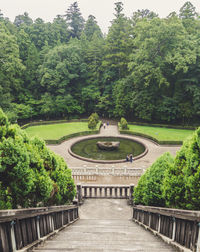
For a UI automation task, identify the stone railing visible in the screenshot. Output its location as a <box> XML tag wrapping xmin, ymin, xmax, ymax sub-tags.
<box><xmin>133</xmin><ymin>205</ymin><xmax>200</xmax><ymax>252</ymax></box>
<box><xmin>72</xmin><ymin>166</ymin><xmax>144</xmax><ymax>176</ymax></box>
<box><xmin>76</xmin><ymin>184</ymin><xmax>134</xmax><ymax>205</ymax></box>
<box><xmin>0</xmin><ymin>205</ymin><xmax>78</xmax><ymax>252</ymax></box>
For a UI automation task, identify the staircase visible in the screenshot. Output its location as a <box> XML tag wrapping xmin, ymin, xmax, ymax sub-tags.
<box><xmin>33</xmin><ymin>199</ymin><xmax>176</xmax><ymax>252</ymax></box>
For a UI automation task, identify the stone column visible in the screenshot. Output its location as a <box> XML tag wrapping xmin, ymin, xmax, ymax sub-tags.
<box><xmin>129</xmin><ymin>184</ymin><xmax>134</xmax><ymax>205</ymax></box>
<box><xmin>77</xmin><ymin>183</ymin><xmax>83</xmax><ymax>205</ymax></box>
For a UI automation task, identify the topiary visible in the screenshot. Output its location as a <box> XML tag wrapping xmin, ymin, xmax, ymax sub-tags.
<box><xmin>120</xmin><ymin>117</ymin><xmax>129</xmax><ymax>130</ymax></box>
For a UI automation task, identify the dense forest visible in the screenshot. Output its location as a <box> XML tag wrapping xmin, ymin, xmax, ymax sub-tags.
<box><xmin>0</xmin><ymin>1</ymin><xmax>200</xmax><ymax>124</ymax></box>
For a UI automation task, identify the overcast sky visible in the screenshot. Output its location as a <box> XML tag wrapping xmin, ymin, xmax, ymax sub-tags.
<box><xmin>1</xmin><ymin>0</ymin><xmax>200</xmax><ymax>33</ymax></box>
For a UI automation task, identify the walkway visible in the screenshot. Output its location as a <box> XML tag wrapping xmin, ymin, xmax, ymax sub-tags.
<box><xmin>48</xmin><ymin>124</ymin><xmax>180</xmax><ymax>170</ymax></box>
<box><xmin>32</xmin><ymin>199</ymin><xmax>177</xmax><ymax>251</ymax></box>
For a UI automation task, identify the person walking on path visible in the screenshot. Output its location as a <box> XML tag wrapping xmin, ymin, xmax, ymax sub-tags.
<box><xmin>129</xmin><ymin>154</ymin><xmax>133</xmax><ymax>163</ymax></box>
<box><xmin>103</xmin><ymin>123</ymin><xmax>106</xmax><ymax>129</ymax></box>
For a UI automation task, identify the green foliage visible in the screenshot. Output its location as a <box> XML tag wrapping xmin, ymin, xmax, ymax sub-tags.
<box><xmin>163</xmin><ymin>127</ymin><xmax>200</xmax><ymax>210</ymax></box>
<box><xmin>134</xmin><ymin>153</ymin><xmax>174</xmax><ymax>206</ymax></box>
<box><xmin>0</xmin><ymin>110</ymin><xmax>76</xmax><ymax>209</ymax></box>
<box><xmin>0</xmin><ymin>2</ymin><xmax>200</xmax><ymax>124</ymax></box>
<box><xmin>88</xmin><ymin>113</ymin><xmax>99</xmax><ymax>129</ymax></box>
<box><xmin>120</xmin><ymin>117</ymin><xmax>128</xmax><ymax>129</ymax></box>
<box><xmin>135</xmin><ymin>127</ymin><xmax>200</xmax><ymax>210</ymax></box>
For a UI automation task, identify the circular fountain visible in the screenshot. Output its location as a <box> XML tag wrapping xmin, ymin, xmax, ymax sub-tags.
<box><xmin>69</xmin><ymin>136</ymin><xmax>147</xmax><ymax>163</ymax></box>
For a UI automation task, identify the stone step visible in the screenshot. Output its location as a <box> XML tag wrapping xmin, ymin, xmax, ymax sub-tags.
<box><xmin>33</xmin><ymin>199</ymin><xmax>177</xmax><ymax>252</ymax></box>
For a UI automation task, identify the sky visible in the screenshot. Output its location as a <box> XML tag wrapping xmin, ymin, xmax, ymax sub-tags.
<box><xmin>1</xmin><ymin>0</ymin><xmax>200</xmax><ymax>34</ymax></box>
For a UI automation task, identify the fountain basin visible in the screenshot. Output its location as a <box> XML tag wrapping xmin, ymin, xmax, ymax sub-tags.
<box><xmin>69</xmin><ymin>136</ymin><xmax>148</xmax><ymax>163</ymax></box>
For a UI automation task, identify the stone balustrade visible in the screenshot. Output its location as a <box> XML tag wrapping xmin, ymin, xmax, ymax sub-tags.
<box><xmin>76</xmin><ymin>183</ymin><xmax>134</xmax><ymax>205</ymax></box>
<box><xmin>133</xmin><ymin>205</ymin><xmax>200</xmax><ymax>252</ymax></box>
<box><xmin>0</xmin><ymin>205</ymin><xmax>78</xmax><ymax>252</ymax></box>
<box><xmin>71</xmin><ymin>166</ymin><xmax>144</xmax><ymax>176</ymax></box>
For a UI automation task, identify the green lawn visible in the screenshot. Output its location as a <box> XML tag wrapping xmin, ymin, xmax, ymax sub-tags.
<box><xmin>126</xmin><ymin>125</ymin><xmax>194</xmax><ymax>142</ymax></box>
<box><xmin>25</xmin><ymin>122</ymin><xmax>93</xmax><ymax>140</ymax></box>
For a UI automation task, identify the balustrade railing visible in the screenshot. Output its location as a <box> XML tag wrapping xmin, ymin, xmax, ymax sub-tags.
<box><xmin>71</xmin><ymin>166</ymin><xmax>144</xmax><ymax>176</ymax></box>
<box><xmin>0</xmin><ymin>205</ymin><xmax>78</xmax><ymax>252</ymax></box>
<box><xmin>133</xmin><ymin>205</ymin><xmax>200</xmax><ymax>252</ymax></box>
<box><xmin>76</xmin><ymin>184</ymin><xmax>134</xmax><ymax>205</ymax></box>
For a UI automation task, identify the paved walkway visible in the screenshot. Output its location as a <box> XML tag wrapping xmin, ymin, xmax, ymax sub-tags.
<box><xmin>47</xmin><ymin>125</ymin><xmax>180</xmax><ymax>170</ymax></box>
<box><xmin>33</xmin><ymin>199</ymin><xmax>177</xmax><ymax>251</ymax></box>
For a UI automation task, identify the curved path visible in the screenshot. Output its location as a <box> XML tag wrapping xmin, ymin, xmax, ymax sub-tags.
<box><xmin>47</xmin><ymin>125</ymin><xmax>180</xmax><ymax>170</ymax></box>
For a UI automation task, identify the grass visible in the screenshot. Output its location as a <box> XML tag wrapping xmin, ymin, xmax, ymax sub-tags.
<box><xmin>25</xmin><ymin>122</ymin><xmax>94</xmax><ymax>140</ymax></box>
<box><xmin>126</xmin><ymin>125</ymin><xmax>194</xmax><ymax>142</ymax></box>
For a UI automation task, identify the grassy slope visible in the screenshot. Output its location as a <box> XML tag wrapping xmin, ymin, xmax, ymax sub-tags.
<box><xmin>25</xmin><ymin>122</ymin><xmax>92</xmax><ymax>140</ymax></box>
<box><xmin>127</xmin><ymin>125</ymin><xmax>194</xmax><ymax>142</ymax></box>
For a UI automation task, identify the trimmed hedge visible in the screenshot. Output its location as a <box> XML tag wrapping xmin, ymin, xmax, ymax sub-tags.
<box><xmin>120</xmin><ymin>130</ymin><xmax>183</xmax><ymax>145</ymax></box>
<box><xmin>46</xmin><ymin>130</ymin><xmax>99</xmax><ymax>144</ymax></box>
<box><xmin>21</xmin><ymin>119</ymin><xmax>88</xmax><ymax>129</ymax></box>
<box><xmin>128</xmin><ymin>122</ymin><xmax>196</xmax><ymax>130</ymax></box>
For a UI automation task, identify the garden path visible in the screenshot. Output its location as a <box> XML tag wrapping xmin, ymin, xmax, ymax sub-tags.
<box><xmin>47</xmin><ymin>124</ymin><xmax>180</xmax><ymax>171</ymax></box>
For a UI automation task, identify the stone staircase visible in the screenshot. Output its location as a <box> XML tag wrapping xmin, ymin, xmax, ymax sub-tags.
<box><xmin>32</xmin><ymin>199</ymin><xmax>176</xmax><ymax>252</ymax></box>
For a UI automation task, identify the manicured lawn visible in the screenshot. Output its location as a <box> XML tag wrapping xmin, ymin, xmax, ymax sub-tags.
<box><xmin>126</xmin><ymin>125</ymin><xmax>194</xmax><ymax>142</ymax></box>
<box><xmin>25</xmin><ymin>122</ymin><xmax>93</xmax><ymax>140</ymax></box>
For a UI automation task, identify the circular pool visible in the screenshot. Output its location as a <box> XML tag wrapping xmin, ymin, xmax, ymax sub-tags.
<box><xmin>69</xmin><ymin>136</ymin><xmax>147</xmax><ymax>163</ymax></box>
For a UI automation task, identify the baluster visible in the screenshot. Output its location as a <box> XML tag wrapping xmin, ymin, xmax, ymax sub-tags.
<box><xmin>157</xmin><ymin>214</ymin><xmax>161</xmax><ymax>233</ymax></box>
<box><xmin>172</xmin><ymin>217</ymin><xmax>176</xmax><ymax>241</ymax></box>
<box><xmin>94</xmin><ymin>187</ymin><xmax>97</xmax><ymax>197</ymax></box>
<box><xmin>149</xmin><ymin>212</ymin><xmax>151</xmax><ymax>228</ymax></box>
<box><xmin>105</xmin><ymin>187</ymin><xmax>107</xmax><ymax>197</ymax></box>
<box><xmin>99</xmin><ymin>187</ymin><xmax>102</xmax><ymax>197</ymax></box>
<box><xmin>110</xmin><ymin>187</ymin><xmax>112</xmax><ymax>198</ymax></box>
<box><xmin>120</xmin><ymin>187</ymin><xmax>122</xmax><ymax>197</ymax></box>
<box><xmin>10</xmin><ymin>221</ymin><xmax>17</xmax><ymax>251</ymax></box>
<box><xmin>124</xmin><ymin>187</ymin><xmax>128</xmax><ymax>198</ymax></box>
<box><xmin>115</xmin><ymin>187</ymin><xmax>118</xmax><ymax>198</ymax></box>
<box><xmin>84</xmin><ymin>187</ymin><xmax>87</xmax><ymax>198</ymax></box>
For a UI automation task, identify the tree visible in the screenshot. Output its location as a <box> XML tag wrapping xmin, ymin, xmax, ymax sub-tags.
<box><xmin>84</xmin><ymin>15</ymin><xmax>103</xmax><ymax>41</ymax></box>
<box><xmin>0</xmin><ymin>24</ymin><xmax>25</xmax><ymax>110</ymax></box>
<box><xmin>65</xmin><ymin>2</ymin><xmax>85</xmax><ymax>39</ymax></box>
<box><xmin>14</xmin><ymin>12</ymin><xmax>33</xmax><ymax>27</ymax></box>
<box><xmin>179</xmin><ymin>1</ymin><xmax>198</xmax><ymax>19</ymax></box>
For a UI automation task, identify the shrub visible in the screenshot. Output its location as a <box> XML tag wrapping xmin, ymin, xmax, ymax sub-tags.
<box><xmin>0</xmin><ymin>109</ymin><xmax>76</xmax><ymax>209</ymax></box>
<box><xmin>163</xmin><ymin>127</ymin><xmax>200</xmax><ymax>210</ymax></box>
<box><xmin>134</xmin><ymin>152</ymin><xmax>174</xmax><ymax>206</ymax></box>
<box><xmin>120</xmin><ymin>117</ymin><xmax>129</xmax><ymax>129</ymax></box>
<box><xmin>88</xmin><ymin>113</ymin><xmax>99</xmax><ymax>129</ymax></box>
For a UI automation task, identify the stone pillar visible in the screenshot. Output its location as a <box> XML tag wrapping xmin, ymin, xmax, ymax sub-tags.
<box><xmin>129</xmin><ymin>184</ymin><xmax>134</xmax><ymax>205</ymax></box>
<box><xmin>77</xmin><ymin>183</ymin><xmax>83</xmax><ymax>205</ymax></box>
<box><xmin>10</xmin><ymin>221</ymin><xmax>16</xmax><ymax>252</ymax></box>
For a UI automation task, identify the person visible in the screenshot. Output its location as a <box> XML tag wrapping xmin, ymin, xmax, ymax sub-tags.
<box><xmin>126</xmin><ymin>154</ymin><xmax>129</xmax><ymax>162</ymax></box>
<box><xmin>107</xmin><ymin>122</ymin><xmax>109</xmax><ymax>126</ymax></box>
<box><xmin>129</xmin><ymin>154</ymin><xmax>133</xmax><ymax>163</ymax></box>
<box><xmin>103</xmin><ymin>123</ymin><xmax>106</xmax><ymax>129</ymax></box>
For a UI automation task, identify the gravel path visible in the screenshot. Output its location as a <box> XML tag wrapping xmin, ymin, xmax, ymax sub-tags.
<box><xmin>47</xmin><ymin>125</ymin><xmax>181</xmax><ymax>170</ymax></box>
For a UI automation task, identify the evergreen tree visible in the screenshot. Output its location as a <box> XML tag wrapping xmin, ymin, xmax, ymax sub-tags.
<box><xmin>65</xmin><ymin>2</ymin><xmax>85</xmax><ymax>39</ymax></box>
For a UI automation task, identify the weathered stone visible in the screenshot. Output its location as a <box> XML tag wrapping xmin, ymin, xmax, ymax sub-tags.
<box><xmin>97</xmin><ymin>141</ymin><xmax>120</xmax><ymax>150</ymax></box>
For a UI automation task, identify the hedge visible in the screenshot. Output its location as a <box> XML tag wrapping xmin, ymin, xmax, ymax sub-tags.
<box><xmin>120</xmin><ymin>130</ymin><xmax>183</xmax><ymax>145</ymax></box>
<box><xmin>128</xmin><ymin>122</ymin><xmax>196</xmax><ymax>130</ymax></box>
<box><xmin>21</xmin><ymin>119</ymin><xmax>88</xmax><ymax>129</ymax></box>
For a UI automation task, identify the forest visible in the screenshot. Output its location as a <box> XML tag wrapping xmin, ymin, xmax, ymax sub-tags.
<box><xmin>0</xmin><ymin>1</ymin><xmax>200</xmax><ymax>125</ymax></box>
